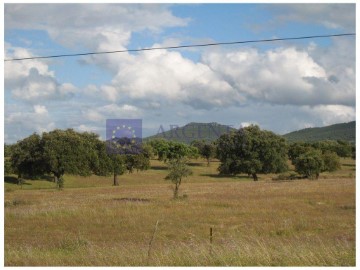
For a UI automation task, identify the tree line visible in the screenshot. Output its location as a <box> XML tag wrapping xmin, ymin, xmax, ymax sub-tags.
<box><xmin>4</xmin><ymin>125</ymin><xmax>355</xmax><ymax>197</ymax></box>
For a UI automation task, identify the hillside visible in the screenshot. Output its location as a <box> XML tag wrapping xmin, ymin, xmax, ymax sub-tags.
<box><xmin>283</xmin><ymin>121</ymin><xmax>355</xmax><ymax>143</ymax></box>
<box><xmin>144</xmin><ymin>122</ymin><xmax>237</xmax><ymax>144</ymax></box>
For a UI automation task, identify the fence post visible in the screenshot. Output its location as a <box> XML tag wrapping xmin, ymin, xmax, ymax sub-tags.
<box><xmin>209</xmin><ymin>227</ymin><xmax>213</xmax><ymax>257</ymax></box>
<box><xmin>147</xmin><ymin>220</ymin><xmax>159</xmax><ymax>265</ymax></box>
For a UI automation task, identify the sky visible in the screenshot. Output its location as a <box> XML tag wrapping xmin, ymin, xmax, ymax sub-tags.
<box><xmin>3</xmin><ymin>2</ymin><xmax>356</xmax><ymax>143</ymax></box>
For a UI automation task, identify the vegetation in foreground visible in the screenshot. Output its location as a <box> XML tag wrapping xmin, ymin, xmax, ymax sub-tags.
<box><xmin>4</xmin><ymin>158</ymin><xmax>355</xmax><ymax>266</ymax></box>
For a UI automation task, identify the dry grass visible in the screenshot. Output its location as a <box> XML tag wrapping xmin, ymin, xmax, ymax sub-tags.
<box><xmin>4</xmin><ymin>158</ymin><xmax>355</xmax><ymax>266</ymax></box>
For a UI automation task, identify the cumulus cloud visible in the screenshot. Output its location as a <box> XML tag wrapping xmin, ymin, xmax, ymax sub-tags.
<box><xmin>201</xmin><ymin>43</ymin><xmax>354</xmax><ymax>107</ymax></box>
<box><xmin>82</xmin><ymin>103</ymin><xmax>142</xmax><ymax>123</ymax></box>
<box><xmin>100</xmin><ymin>42</ymin><xmax>354</xmax><ymax>109</ymax></box>
<box><xmin>302</xmin><ymin>105</ymin><xmax>355</xmax><ymax>126</ymax></box>
<box><xmin>5</xmin><ymin>104</ymin><xmax>55</xmax><ymax>141</ymax></box>
<box><xmin>105</xmin><ymin>49</ymin><xmax>236</xmax><ymax>109</ymax></box>
<box><xmin>4</xmin><ymin>4</ymin><xmax>355</xmax><ymax>142</ymax></box>
<box><xmin>6</xmin><ymin>4</ymin><xmax>355</xmax><ymax>110</ymax></box>
<box><xmin>5</xmin><ymin>45</ymin><xmax>77</xmax><ymax>102</ymax></box>
<box><xmin>307</xmin><ymin>38</ymin><xmax>355</xmax><ymax>106</ymax></box>
<box><xmin>5</xmin><ymin>4</ymin><xmax>189</xmax><ymax>50</ymax></box>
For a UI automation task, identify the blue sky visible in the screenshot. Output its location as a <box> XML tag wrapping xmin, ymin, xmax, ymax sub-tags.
<box><xmin>4</xmin><ymin>3</ymin><xmax>356</xmax><ymax>143</ymax></box>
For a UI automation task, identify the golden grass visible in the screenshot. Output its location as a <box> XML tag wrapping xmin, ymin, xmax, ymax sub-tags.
<box><xmin>4</xmin><ymin>158</ymin><xmax>355</xmax><ymax>266</ymax></box>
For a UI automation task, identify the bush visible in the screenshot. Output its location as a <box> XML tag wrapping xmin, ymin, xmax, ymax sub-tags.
<box><xmin>294</xmin><ymin>150</ymin><xmax>324</xmax><ymax>179</ymax></box>
<box><xmin>322</xmin><ymin>151</ymin><xmax>341</xmax><ymax>172</ymax></box>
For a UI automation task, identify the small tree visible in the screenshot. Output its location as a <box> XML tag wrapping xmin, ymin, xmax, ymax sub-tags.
<box><xmin>148</xmin><ymin>138</ymin><xmax>170</xmax><ymax>161</ymax></box>
<box><xmin>165</xmin><ymin>158</ymin><xmax>192</xmax><ymax>198</ymax></box>
<box><xmin>108</xmin><ymin>154</ymin><xmax>126</xmax><ymax>186</ymax></box>
<box><xmin>191</xmin><ymin>140</ymin><xmax>216</xmax><ymax>166</ymax></box>
<box><xmin>322</xmin><ymin>151</ymin><xmax>341</xmax><ymax>172</ymax></box>
<box><xmin>294</xmin><ymin>150</ymin><xmax>324</xmax><ymax>179</ymax></box>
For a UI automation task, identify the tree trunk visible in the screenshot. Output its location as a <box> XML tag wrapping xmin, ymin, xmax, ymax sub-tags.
<box><xmin>207</xmin><ymin>158</ymin><xmax>210</xmax><ymax>166</ymax></box>
<box><xmin>252</xmin><ymin>173</ymin><xmax>258</xmax><ymax>181</ymax></box>
<box><xmin>113</xmin><ymin>173</ymin><xmax>119</xmax><ymax>186</ymax></box>
<box><xmin>174</xmin><ymin>178</ymin><xmax>182</xmax><ymax>199</ymax></box>
<box><xmin>54</xmin><ymin>173</ymin><xmax>61</xmax><ymax>183</ymax></box>
<box><xmin>173</xmin><ymin>184</ymin><xmax>179</xmax><ymax>198</ymax></box>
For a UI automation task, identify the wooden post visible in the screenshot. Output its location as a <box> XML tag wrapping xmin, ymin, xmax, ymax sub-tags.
<box><xmin>209</xmin><ymin>227</ymin><xmax>213</xmax><ymax>257</ymax></box>
<box><xmin>147</xmin><ymin>220</ymin><xmax>159</xmax><ymax>265</ymax></box>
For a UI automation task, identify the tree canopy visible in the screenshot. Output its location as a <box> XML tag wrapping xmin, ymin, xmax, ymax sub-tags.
<box><xmin>191</xmin><ymin>140</ymin><xmax>216</xmax><ymax>166</ymax></box>
<box><xmin>165</xmin><ymin>157</ymin><xmax>192</xmax><ymax>198</ymax></box>
<box><xmin>11</xmin><ymin>133</ymin><xmax>47</xmax><ymax>179</ymax></box>
<box><xmin>216</xmin><ymin>125</ymin><xmax>288</xmax><ymax>181</ymax></box>
<box><xmin>8</xmin><ymin>129</ymin><xmax>150</xmax><ymax>188</ymax></box>
<box><xmin>293</xmin><ymin>149</ymin><xmax>324</xmax><ymax>179</ymax></box>
<box><xmin>147</xmin><ymin>139</ymin><xmax>198</xmax><ymax>162</ymax></box>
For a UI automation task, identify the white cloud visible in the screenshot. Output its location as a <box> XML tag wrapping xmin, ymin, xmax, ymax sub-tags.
<box><xmin>4</xmin><ymin>4</ymin><xmax>355</xmax><ymax>142</ymax></box>
<box><xmin>307</xmin><ymin>38</ymin><xmax>355</xmax><ymax>107</ymax></box>
<box><xmin>6</xmin><ymin>4</ymin><xmax>354</xmax><ymax>111</ymax></box>
<box><xmin>240</xmin><ymin>122</ymin><xmax>258</xmax><ymax>128</ymax></box>
<box><xmin>5</xmin><ymin>45</ymin><xmax>77</xmax><ymax>102</ymax></box>
<box><xmin>5</xmin><ymin>43</ymin><xmax>54</xmax><ymax>86</ymax></box>
<box><xmin>202</xmin><ymin>44</ymin><xmax>354</xmax><ymax>107</ymax></box>
<box><xmin>82</xmin><ymin>103</ymin><xmax>142</xmax><ymax>123</ymax></box>
<box><xmin>5</xmin><ymin>104</ymin><xmax>55</xmax><ymax>140</ymax></box>
<box><xmin>302</xmin><ymin>105</ymin><xmax>355</xmax><ymax>126</ymax></box>
<box><xmin>83</xmin><ymin>84</ymin><xmax>120</xmax><ymax>102</ymax></box>
<box><xmin>76</xmin><ymin>124</ymin><xmax>104</xmax><ymax>139</ymax></box>
<box><xmin>106</xmin><ymin>49</ymin><xmax>235</xmax><ymax>109</ymax></box>
<box><xmin>75</xmin><ymin>39</ymin><xmax>355</xmax><ymax>117</ymax></box>
<box><xmin>83</xmin><ymin>32</ymin><xmax>354</xmax><ymax>110</ymax></box>
<box><xmin>33</xmin><ymin>105</ymin><xmax>48</xmax><ymax>114</ymax></box>
<box><xmin>5</xmin><ymin>4</ymin><xmax>189</xmax><ymax>51</ymax></box>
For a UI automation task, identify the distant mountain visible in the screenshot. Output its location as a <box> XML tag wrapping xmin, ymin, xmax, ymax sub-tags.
<box><xmin>144</xmin><ymin>122</ymin><xmax>237</xmax><ymax>144</ymax></box>
<box><xmin>283</xmin><ymin>121</ymin><xmax>355</xmax><ymax>143</ymax></box>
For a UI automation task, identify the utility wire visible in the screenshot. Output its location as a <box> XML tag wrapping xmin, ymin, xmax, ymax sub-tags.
<box><xmin>4</xmin><ymin>33</ymin><xmax>355</xmax><ymax>62</ymax></box>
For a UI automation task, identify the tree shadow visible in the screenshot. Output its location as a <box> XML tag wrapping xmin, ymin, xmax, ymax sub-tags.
<box><xmin>37</xmin><ymin>175</ymin><xmax>55</xmax><ymax>182</ymax></box>
<box><xmin>187</xmin><ymin>162</ymin><xmax>205</xmax><ymax>167</ymax></box>
<box><xmin>151</xmin><ymin>166</ymin><xmax>168</xmax><ymax>171</ymax></box>
<box><xmin>342</xmin><ymin>163</ymin><xmax>356</xmax><ymax>167</ymax></box>
<box><xmin>4</xmin><ymin>176</ymin><xmax>32</xmax><ymax>185</ymax></box>
<box><xmin>200</xmin><ymin>173</ymin><xmax>251</xmax><ymax>180</ymax></box>
<box><xmin>4</xmin><ymin>176</ymin><xmax>18</xmax><ymax>184</ymax></box>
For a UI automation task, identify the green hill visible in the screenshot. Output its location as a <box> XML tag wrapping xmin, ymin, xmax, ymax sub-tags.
<box><xmin>144</xmin><ymin>122</ymin><xmax>236</xmax><ymax>144</ymax></box>
<box><xmin>144</xmin><ymin>121</ymin><xmax>355</xmax><ymax>144</ymax></box>
<box><xmin>283</xmin><ymin>121</ymin><xmax>355</xmax><ymax>143</ymax></box>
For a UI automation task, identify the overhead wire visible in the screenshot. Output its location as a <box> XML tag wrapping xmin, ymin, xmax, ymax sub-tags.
<box><xmin>4</xmin><ymin>33</ymin><xmax>355</xmax><ymax>62</ymax></box>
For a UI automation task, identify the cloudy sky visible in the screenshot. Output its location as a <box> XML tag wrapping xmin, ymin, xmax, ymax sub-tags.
<box><xmin>4</xmin><ymin>3</ymin><xmax>356</xmax><ymax>143</ymax></box>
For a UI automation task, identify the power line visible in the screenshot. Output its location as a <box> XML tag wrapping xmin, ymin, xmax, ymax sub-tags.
<box><xmin>4</xmin><ymin>33</ymin><xmax>355</xmax><ymax>62</ymax></box>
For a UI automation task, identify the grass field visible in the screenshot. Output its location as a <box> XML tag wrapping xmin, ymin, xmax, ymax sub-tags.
<box><xmin>4</xmin><ymin>158</ymin><xmax>356</xmax><ymax>266</ymax></box>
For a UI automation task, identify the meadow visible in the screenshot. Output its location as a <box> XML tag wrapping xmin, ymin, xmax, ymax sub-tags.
<box><xmin>4</xmin><ymin>158</ymin><xmax>356</xmax><ymax>266</ymax></box>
